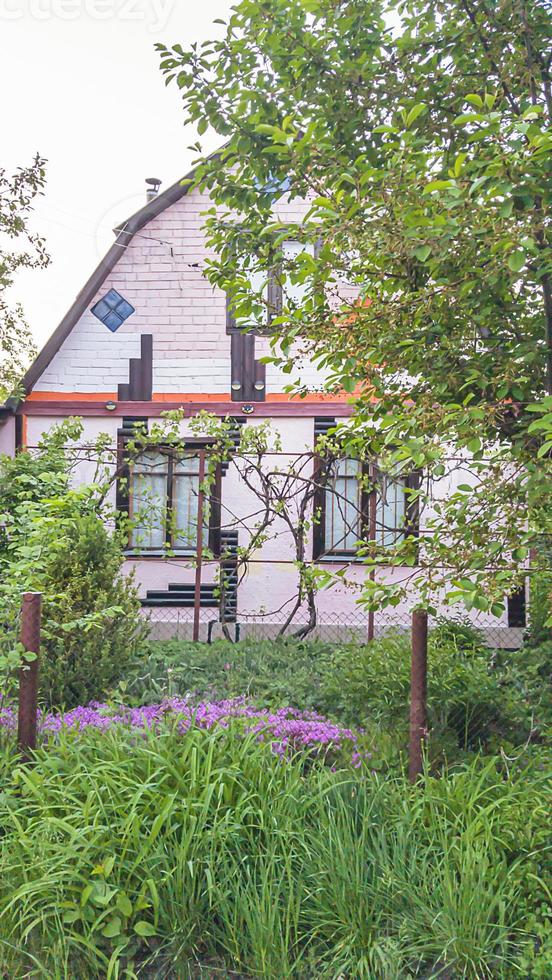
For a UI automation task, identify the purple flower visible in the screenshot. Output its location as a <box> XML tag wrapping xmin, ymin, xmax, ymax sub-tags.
<box><xmin>0</xmin><ymin>696</ymin><xmax>371</xmax><ymax>767</ymax></box>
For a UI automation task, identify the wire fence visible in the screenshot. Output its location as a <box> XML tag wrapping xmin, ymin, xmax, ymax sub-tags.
<box><xmin>140</xmin><ymin>603</ymin><xmax>524</xmax><ymax>649</ymax></box>
<box><xmin>5</xmin><ymin>592</ymin><xmax>546</xmax><ymax>770</ymax></box>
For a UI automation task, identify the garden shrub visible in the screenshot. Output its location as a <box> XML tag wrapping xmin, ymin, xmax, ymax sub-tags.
<box><xmin>0</xmin><ymin>422</ymin><xmax>148</xmax><ymax>708</ymax></box>
<box><xmin>525</xmin><ymin>568</ymin><xmax>552</xmax><ymax>648</ymax></box>
<box><xmin>39</xmin><ymin>515</ymin><xmax>148</xmax><ymax>708</ymax></box>
<box><xmin>321</xmin><ymin>629</ymin><xmax>508</xmax><ymax>748</ymax></box>
<box><xmin>490</xmin><ymin>640</ymin><xmax>552</xmax><ymax>745</ymax></box>
<box><xmin>120</xmin><ymin>636</ymin><xmax>334</xmax><ymax>711</ymax></box>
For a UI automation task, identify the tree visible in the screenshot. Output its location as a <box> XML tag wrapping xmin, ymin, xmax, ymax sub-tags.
<box><xmin>0</xmin><ymin>155</ymin><xmax>49</xmax><ymax>399</ymax></box>
<box><xmin>158</xmin><ymin>0</ymin><xmax>552</xmax><ymax>616</ymax></box>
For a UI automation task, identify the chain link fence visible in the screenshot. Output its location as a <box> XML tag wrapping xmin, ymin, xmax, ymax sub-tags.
<box><xmin>136</xmin><ymin>603</ymin><xmax>547</xmax><ymax>760</ymax></box>
<box><xmin>140</xmin><ymin>603</ymin><xmax>523</xmax><ymax>649</ymax></box>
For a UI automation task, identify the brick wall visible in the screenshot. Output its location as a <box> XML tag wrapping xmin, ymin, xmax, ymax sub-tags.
<box><xmin>36</xmin><ymin>187</ymin><xmax>331</xmax><ymax>395</ymax></box>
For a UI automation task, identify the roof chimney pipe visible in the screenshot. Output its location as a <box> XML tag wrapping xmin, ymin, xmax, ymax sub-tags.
<box><xmin>145</xmin><ymin>177</ymin><xmax>161</xmax><ymax>202</ymax></box>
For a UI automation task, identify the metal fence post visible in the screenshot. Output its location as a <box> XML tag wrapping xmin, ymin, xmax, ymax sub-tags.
<box><xmin>409</xmin><ymin>608</ymin><xmax>428</xmax><ymax>783</ymax></box>
<box><xmin>367</xmin><ymin>465</ymin><xmax>377</xmax><ymax>643</ymax></box>
<box><xmin>193</xmin><ymin>450</ymin><xmax>206</xmax><ymax>643</ymax></box>
<box><xmin>17</xmin><ymin>591</ymin><xmax>42</xmax><ymax>762</ymax></box>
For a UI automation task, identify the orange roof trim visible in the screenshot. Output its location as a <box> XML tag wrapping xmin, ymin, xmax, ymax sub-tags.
<box><xmin>27</xmin><ymin>390</ymin><xmax>355</xmax><ymax>404</ymax></box>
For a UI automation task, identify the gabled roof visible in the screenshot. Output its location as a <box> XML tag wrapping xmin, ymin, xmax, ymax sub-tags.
<box><xmin>4</xmin><ymin>161</ymin><xmax>203</xmax><ymax>412</ymax></box>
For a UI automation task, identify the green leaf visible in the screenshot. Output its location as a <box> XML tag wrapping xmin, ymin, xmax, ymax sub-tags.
<box><xmin>507</xmin><ymin>250</ymin><xmax>525</xmax><ymax>272</ymax></box>
<box><xmin>197</xmin><ymin>117</ymin><xmax>208</xmax><ymax>136</ymax></box>
<box><xmin>405</xmin><ymin>103</ymin><xmax>426</xmax><ymax>127</ymax></box>
<box><xmin>103</xmin><ymin>855</ymin><xmax>115</xmax><ymax>877</ymax></box>
<box><xmin>453</xmin><ymin>152</ymin><xmax>467</xmax><ymax>176</ymax></box>
<box><xmin>453</xmin><ymin>112</ymin><xmax>481</xmax><ymax>125</ymax></box>
<box><xmin>472</xmin><ymin>593</ymin><xmax>489</xmax><ymax>611</ymax></box>
<box><xmin>423</xmin><ymin>179</ymin><xmax>453</xmax><ymax>193</ymax></box>
<box><xmin>101</xmin><ymin>917</ymin><xmax>122</xmax><ymax>939</ymax></box>
<box><xmin>537</xmin><ymin>441</ymin><xmax>552</xmax><ymax>458</ymax></box>
<box><xmin>414</xmin><ymin>244</ymin><xmax>431</xmax><ymax>262</ymax></box>
<box><xmin>81</xmin><ymin>884</ymin><xmax>93</xmax><ymax>907</ymax></box>
<box><xmin>62</xmin><ymin>910</ymin><xmax>81</xmax><ymax>924</ymax></box>
<box><xmin>465</xmin><ymin>94</ymin><xmax>483</xmax><ymax>108</ymax></box>
<box><xmin>134</xmin><ymin>920</ymin><xmax>157</xmax><ymax>937</ymax></box>
<box><xmin>527</xmin><ymin>413</ymin><xmax>552</xmax><ymax>432</ymax></box>
<box><xmin>117</xmin><ymin>893</ymin><xmax>133</xmax><ymax>918</ymax></box>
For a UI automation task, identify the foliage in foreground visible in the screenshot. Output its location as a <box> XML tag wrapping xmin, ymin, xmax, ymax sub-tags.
<box><xmin>122</xmin><ymin>626</ymin><xmax>552</xmax><ymax>760</ymax></box>
<box><xmin>159</xmin><ymin>0</ymin><xmax>552</xmax><ymax>615</ymax></box>
<box><xmin>0</xmin><ymin>726</ymin><xmax>550</xmax><ymax>979</ymax></box>
<box><xmin>36</xmin><ymin>515</ymin><xmax>147</xmax><ymax>708</ymax></box>
<box><xmin>0</xmin><ymin>155</ymin><xmax>47</xmax><ymax>400</ymax></box>
<box><xmin>0</xmin><ymin>421</ymin><xmax>147</xmax><ymax>707</ymax></box>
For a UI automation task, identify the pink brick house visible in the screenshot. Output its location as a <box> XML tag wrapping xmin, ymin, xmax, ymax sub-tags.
<box><xmin>0</xmin><ymin>167</ymin><xmax>524</xmax><ymax>643</ymax></box>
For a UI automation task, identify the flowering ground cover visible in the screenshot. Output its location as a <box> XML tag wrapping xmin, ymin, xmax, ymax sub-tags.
<box><xmin>0</xmin><ymin>696</ymin><xmax>370</xmax><ymax>766</ymax></box>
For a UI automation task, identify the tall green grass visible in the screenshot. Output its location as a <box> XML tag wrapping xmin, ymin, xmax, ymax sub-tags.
<box><xmin>0</xmin><ymin>725</ymin><xmax>549</xmax><ymax>978</ymax></box>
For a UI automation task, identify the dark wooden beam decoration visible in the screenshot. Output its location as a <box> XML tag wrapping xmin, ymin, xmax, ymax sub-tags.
<box><xmin>230</xmin><ymin>332</ymin><xmax>266</xmax><ymax>402</ymax></box>
<box><xmin>21</xmin><ymin>400</ymin><xmax>353</xmax><ymax>418</ymax></box>
<box><xmin>253</xmin><ymin>356</ymin><xmax>266</xmax><ymax>402</ymax></box>
<box><xmin>119</xmin><ymin>334</ymin><xmax>153</xmax><ymax>402</ymax></box>
<box><xmin>139</xmin><ymin>334</ymin><xmax>153</xmax><ymax>400</ymax></box>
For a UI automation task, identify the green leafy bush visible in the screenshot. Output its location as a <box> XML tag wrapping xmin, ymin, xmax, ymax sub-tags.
<box><xmin>0</xmin><ymin>422</ymin><xmax>148</xmax><ymax>708</ymax></box>
<box><xmin>39</xmin><ymin>515</ymin><xmax>148</xmax><ymax>707</ymax></box>
<box><xmin>489</xmin><ymin>640</ymin><xmax>552</xmax><ymax>747</ymax></box>
<box><xmin>321</xmin><ymin>630</ymin><xmax>509</xmax><ymax>751</ymax></box>
<box><xmin>120</xmin><ymin>636</ymin><xmax>334</xmax><ymax>712</ymax></box>
<box><xmin>525</xmin><ymin>569</ymin><xmax>552</xmax><ymax>647</ymax></box>
<box><xmin>0</xmin><ymin>728</ymin><xmax>549</xmax><ymax>978</ymax></box>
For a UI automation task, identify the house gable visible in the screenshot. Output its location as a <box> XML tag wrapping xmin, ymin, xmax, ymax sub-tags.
<box><xmin>16</xmin><ymin>161</ymin><xmax>334</xmax><ymax>408</ymax></box>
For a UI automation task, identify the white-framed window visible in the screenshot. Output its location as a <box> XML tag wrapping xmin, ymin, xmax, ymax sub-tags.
<box><xmin>227</xmin><ymin>239</ymin><xmax>315</xmax><ymax>333</ymax></box>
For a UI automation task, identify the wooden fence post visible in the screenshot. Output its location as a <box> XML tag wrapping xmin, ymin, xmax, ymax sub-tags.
<box><xmin>192</xmin><ymin>450</ymin><xmax>206</xmax><ymax>643</ymax></box>
<box><xmin>367</xmin><ymin>466</ymin><xmax>377</xmax><ymax>643</ymax></box>
<box><xmin>409</xmin><ymin>608</ymin><xmax>428</xmax><ymax>783</ymax></box>
<box><xmin>17</xmin><ymin>592</ymin><xmax>42</xmax><ymax>762</ymax></box>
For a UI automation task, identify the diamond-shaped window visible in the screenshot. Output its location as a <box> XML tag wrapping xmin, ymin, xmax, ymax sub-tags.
<box><xmin>91</xmin><ymin>288</ymin><xmax>135</xmax><ymax>332</ymax></box>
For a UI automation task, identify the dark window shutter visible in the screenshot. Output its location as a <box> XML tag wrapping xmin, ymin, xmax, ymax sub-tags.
<box><xmin>312</xmin><ymin>454</ymin><xmax>326</xmax><ymax>560</ymax></box>
<box><xmin>115</xmin><ymin>434</ymin><xmax>130</xmax><ymax>540</ymax></box>
<box><xmin>226</xmin><ymin>291</ymin><xmax>237</xmax><ymax>334</ymax></box>
<box><xmin>404</xmin><ymin>469</ymin><xmax>422</xmax><ymax>566</ymax></box>
<box><xmin>267</xmin><ymin>264</ymin><xmax>282</xmax><ymax>324</ymax></box>
<box><xmin>208</xmin><ymin>464</ymin><xmax>222</xmax><ymax>558</ymax></box>
<box><xmin>507</xmin><ymin>589</ymin><xmax>526</xmax><ymax>627</ymax></box>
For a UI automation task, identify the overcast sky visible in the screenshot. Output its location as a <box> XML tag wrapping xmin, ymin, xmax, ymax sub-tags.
<box><xmin>2</xmin><ymin>0</ymin><xmax>231</xmax><ymax>348</ymax></box>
